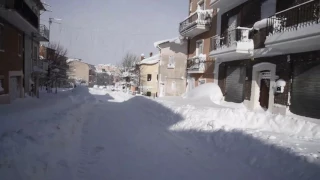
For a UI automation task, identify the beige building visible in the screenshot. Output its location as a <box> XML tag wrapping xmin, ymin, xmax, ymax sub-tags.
<box><xmin>154</xmin><ymin>38</ymin><xmax>188</xmax><ymax>97</ymax></box>
<box><xmin>139</xmin><ymin>54</ymin><xmax>160</xmax><ymax>97</ymax></box>
<box><xmin>67</xmin><ymin>59</ymin><xmax>90</xmax><ymax>86</ymax></box>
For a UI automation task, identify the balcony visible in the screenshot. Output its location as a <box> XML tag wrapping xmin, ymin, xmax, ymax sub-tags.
<box><xmin>209</xmin><ymin>27</ymin><xmax>254</xmax><ymax>61</ymax></box>
<box><xmin>265</xmin><ymin>0</ymin><xmax>320</xmax><ymax>54</ymax></box>
<box><xmin>179</xmin><ymin>9</ymin><xmax>213</xmax><ymax>38</ymax></box>
<box><xmin>34</xmin><ymin>25</ymin><xmax>50</xmax><ymax>42</ymax></box>
<box><xmin>0</xmin><ymin>0</ymin><xmax>43</xmax><ymax>37</ymax></box>
<box><xmin>187</xmin><ymin>54</ymin><xmax>214</xmax><ymax>73</ymax></box>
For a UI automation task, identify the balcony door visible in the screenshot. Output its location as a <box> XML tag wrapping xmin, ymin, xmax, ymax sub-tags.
<box><xmin>227</xmin><ymin>15</ymin><xmax>237</xmax><ymax>46</ymax></box>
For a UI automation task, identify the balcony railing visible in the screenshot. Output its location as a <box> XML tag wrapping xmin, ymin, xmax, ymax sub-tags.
<box><xmin>210</xmin><ymin>27</ymin><xmax>252</xmax><ymax>50</ymax></box>
<box><xmin>187</xmin><ymin>55</ymin><xmax>213</xmax><ymax>73</ymax></box>
<box><xmin>179</xmin><ymin>9</ymin><xmax>213</xmax><ymax>33</ymax></box>
<box><xmin>39</xmin><ymin>24</ymin><xmax>50</xmax><ymax>40</ymax></box>
<box><xmin>267</xmin><ymin>0</ymin><xmax>320</xmax><ymax>35</ymax></box>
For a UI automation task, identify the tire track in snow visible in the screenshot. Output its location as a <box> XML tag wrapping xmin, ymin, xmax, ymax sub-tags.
<box><xmin>75</xmin><ymin>104</ymin><xmax>106</xmax><ymax>180</ymax></box>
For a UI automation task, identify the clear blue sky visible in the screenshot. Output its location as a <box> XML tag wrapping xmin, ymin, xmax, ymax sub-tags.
<box><xmin>40</xmin><ymin>0</ymin><xmax>188</xmax><ymax>65</ymax></box>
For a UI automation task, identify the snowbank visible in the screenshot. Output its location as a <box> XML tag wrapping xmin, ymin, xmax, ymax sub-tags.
<box><xmin>182</xmin><ymin>83</ymin><xmax>223</xmax><ymax>103</ymax></box>
<box><xmin>176</xmin><ymin>106</ymin><xmax>320</xmax><ymax>138</ymax></box>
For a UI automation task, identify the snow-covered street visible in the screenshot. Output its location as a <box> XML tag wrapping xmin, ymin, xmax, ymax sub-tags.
<box><xmin>0</xmin><ymin>86</ymin><xmax>320</xmax><ymax>180</ymax></box>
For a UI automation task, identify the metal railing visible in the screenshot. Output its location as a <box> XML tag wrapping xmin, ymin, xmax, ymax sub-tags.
<box><xmin>39</xmin><ymin>24</ymin><xmax>50</xmax><ymax>40</ymax></box>
<box><xmin>179</xmin><ymin>9</ymin><xmax>212</xmax><ymax>33</ymax></box>
<box><xmin>267</xmin><ymin>0</ymin><xmax>320</xmax><ymax>35</ymax></box>
<box><xmin>210</xmin><ymin>27</ymin><xmax>252</xmax><ymax>50</ymax></box>
<box><xmin>187</xmin><ymin>56</ymin><xmax>214</xmax><ymax>72</ymax></box>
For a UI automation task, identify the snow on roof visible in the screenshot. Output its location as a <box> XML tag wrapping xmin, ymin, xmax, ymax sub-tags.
<box><xmin>139</xmin><ymin>54</ymin><xmax>160</xmax><ymax>65</ymax></box>
<box><xmin>154</xmin><ymin>37</ymin><xmax>184</xmax><ymax>48</ymax></box>
<box><xmin>66</xmin><ymin>58</ymin><xmax>81</xmax><ymax>63</ymax></box>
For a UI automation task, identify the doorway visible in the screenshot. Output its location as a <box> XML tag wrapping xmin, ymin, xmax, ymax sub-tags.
<box><xmin>259</xmin><ymin>71</ymin><xmax>271</xmax><ymax>110</ymax></box>
<box><xmin>259</xmin><ymin>79</ymin><xmax>270</xmax><ymax>109</ymax></box>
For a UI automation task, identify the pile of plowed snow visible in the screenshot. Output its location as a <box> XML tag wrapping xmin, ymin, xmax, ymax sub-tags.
<box><xmin>182</xmin><ymin>83</ymin><xmax>223</xmax><ymax>103</ymax></box>
<box><xmin>161</xmin><ymin>83</ymin><xmax>320</xmax><ymax>139</ymax></box>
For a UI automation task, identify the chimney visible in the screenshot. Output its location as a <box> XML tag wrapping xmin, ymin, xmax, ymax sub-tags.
<box><xmin>150</xmin><ymin>52</ymin><xmax>153</xmax><ymax>57</ymax></box>
<box><xmin>141</xmin><ymin>53</ymin><xmax>145</xmax><ymax>61</ymax></box>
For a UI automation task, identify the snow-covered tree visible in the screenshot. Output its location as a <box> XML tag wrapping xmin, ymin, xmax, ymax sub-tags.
<box><xmin>119</xmin><ymin>52</ymin><xmax>142</xmax><ymax>92</ymax></box>
<box><xmin>46</xmin><ymin>43</ymin><xmax>69</xmax><ymax>93</ymax></box>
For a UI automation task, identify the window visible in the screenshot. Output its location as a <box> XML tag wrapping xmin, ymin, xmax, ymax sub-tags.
<box><xmin>171</xmin><ymin>81</ymin><xmax>176</xmax><ymax>90</ymax></box>
<box><xmin>196</xmin><ymin>40</ymin><xmax>204</xmax><ymax>55</ymax></box>
<box><xmin>18</xmin><ymin>34</ymin><xmax>22</xmax><ymax>56</ymax></box>
<box><xmin>0</xmin><ymin>23</ymin><xmax>4</xmax><ymax>51</ymax></box>
<box><xmin>168</xmin><ymin>56</ymin><xmax>175</xmax><ymax>69</ymax></box>
<box><xmin>147</xmin><ymin>74</ymin><xmax>152</xmax><ymax>81</ymax></box>
<box><xmin>198</xmin><ymin>0</ymin><xmax>205</xmax><ymax>10</ymax></box>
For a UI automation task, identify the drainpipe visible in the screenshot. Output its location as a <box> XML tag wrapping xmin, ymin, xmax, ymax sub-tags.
<box><xmin>156</xmin><ymin>45</ymin><xmax>162</xmax><ymax>98</ymax></box>
<box><xmin>287</xmin><ymin>55</ymin><xmax>293</xmax><ymax>107</ymax></box>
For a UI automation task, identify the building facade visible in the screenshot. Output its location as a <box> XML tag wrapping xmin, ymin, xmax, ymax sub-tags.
<box><xmin>0</xmin><ymin>0</ymin><xmax>49</xmax><ymax>103</ymax></box>
<box><xmin>139</xmin><ymin>54</ymin><xmax>160</xmax><ymax>97</ymax></box>
<box><xmin>179</xmin><ymin>0</ymin><xmax>217</xmax><ymax>91</ymax></box>
<box><xmin>209</xmin><ymin>0</ymin><xmax>320</xmax><ymax>119</ymax></box>
<box><xmin>155</xmin><ymin>38</ymin><xmax>188</xmax><ymax>97</ymax></box>
<box><xmin>67</xmin><ymin>60</ymin><xmax>90</xmax><ymax>86</ymax></box>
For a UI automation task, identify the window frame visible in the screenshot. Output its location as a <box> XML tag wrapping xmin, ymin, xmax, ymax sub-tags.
<box><xmin>147</xmin><ymin>74</ymin><xmax>152</xmax><ymax>81</ymax></box>
<box><xmin>196</xmin><ymin>39</ymin><xmax>204</xmax><ymax>56</ymax></box>
<box><xmin>168</xmin><ymin>55</ymin><xmax>175</xmax><ymax>69</ymax></box>
<box><xmin>0</xmin><ymin>23</ymin><xmax>4</xmax><ymax>52</ymax></box>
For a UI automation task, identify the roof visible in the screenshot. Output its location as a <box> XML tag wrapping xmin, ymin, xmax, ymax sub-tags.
<box><xmin>153</xmin><ymin>37</ymin><xmax>183</xmax><ymax>48</ymax></box>
<box><xmin>66</xmin><ymin>58</ymin><xmax>81</xmax><ymax>63</ymax></box>
<box><xmin>139</xmin><ymin>54</ymin><xmax>160</xmax><ymax>65</ymax></box>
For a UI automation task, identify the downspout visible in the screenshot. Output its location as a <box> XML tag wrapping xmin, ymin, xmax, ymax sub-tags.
<box><xmin>156</xmin><ymin>45</ymin><xmax>162</xmax><ymax>98</ymax></box>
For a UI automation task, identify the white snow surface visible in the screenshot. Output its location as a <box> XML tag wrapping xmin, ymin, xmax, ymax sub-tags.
<box><xmin>182</xmin><ymin>83</ymin><xmax>223</xmax><ymax>103</ymax></box>
<box><xmin>139</xmin><ymin>54</ymin><xmax>160</xmax><ymax>65</ymax></box>
<box><xmin>153</xmin><ymin>37</ymin><xmax>183</xmax><ymax>48</ymax></box>
<box><xmin>0</xmin><ymin>86</ymin><xmax>320</xmax><ymax>180</ymax></box>
<box><xmin>253</xmin><ymin>18</ymin><xmax>268</xmax><ymax>30</ymax></box>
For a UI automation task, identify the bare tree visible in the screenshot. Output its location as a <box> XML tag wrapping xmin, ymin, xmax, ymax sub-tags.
<box><xmin>120</xmin><ymin>52</ymin><xmax>140</xmax><ymax>72</ymax></box>
<box><xmin>119</xmin><ymin>52</ymin><xmax>142</xmax><ymax>93</ymax></box>
<box><xmin>46</xmin><ymin>43</ymin><xmax>69</xmax><ymax>93</ymax></box>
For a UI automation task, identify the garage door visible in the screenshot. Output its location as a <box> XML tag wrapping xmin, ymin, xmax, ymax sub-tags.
<box><xmin>290</xmin><ymin>62</ymin><xmax>320</xmax><ymax>119</ymax></box>
<box><xmin>225</xmin><ymin>66</ymin><xmax>246</xmax><ymax>103</ymax></box>
<box><xmin>9</xmin><ymin>77</ymin><xmax>19</xmax><ymax>101</ymax></box>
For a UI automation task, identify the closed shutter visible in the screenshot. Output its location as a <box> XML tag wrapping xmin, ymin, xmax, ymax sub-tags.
<box><xmin>290</xmin><ymin>62</ymin><xmax>320</xmax><ymax>119</ymax></box>
<box><xmin>225</xmin><ymin>66</ymin><xmax>246</xmax><ymax>103</ymax></box>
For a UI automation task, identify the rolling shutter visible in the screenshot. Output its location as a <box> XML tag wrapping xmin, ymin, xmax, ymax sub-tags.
<box><xmin>225</xmin><ymin>66</ymin><xmax>246</xmax><ymax>103</ymax></box>
<box><xmin>290</xmin><ymin>61</ymin><xmax>320</xmax><ymax>119</ymax></box>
